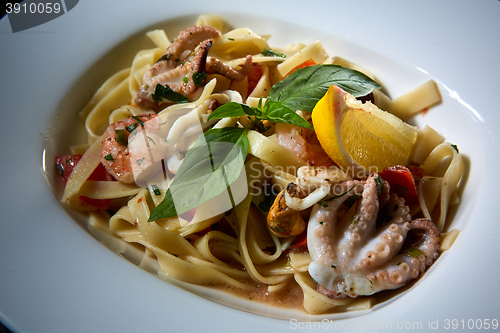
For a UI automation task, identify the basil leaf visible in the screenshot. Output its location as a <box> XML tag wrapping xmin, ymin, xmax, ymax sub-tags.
<box><xmin>268</xmin><ymin>64</ymin><xmax>380</xmax><ymax>111</ymax></box>
<box><xmin>148</xmin><ymin>127</ymin><xmax>249</xmax><ymax>221</ymax></box>
<box><xmin>260</xmin><ymin>101</ymin><xmax>313</xmax><ymax>130</ymax></box>
<box><xmin>151</xmin><ymin>84</ymin><xmax>189</xmax><ymax>104</ymax></box>
<box><xmin>208</xmin><ymin>102</ymin><xmax>261</xmax><ymax>121</ymax></box>
<box><xmin>203</xmin><ymin>127</ymin><xmax>250</xmax><ymax>155</ymax></box>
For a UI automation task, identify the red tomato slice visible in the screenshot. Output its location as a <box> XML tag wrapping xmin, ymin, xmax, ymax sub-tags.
<box><xmin>379</xmin><ymin>165</ymin><xmax>424</xmax><ymax>205</ymax></box>
<box><xmin>55</xmin><ymin>154</ymin><xmax>115</xmax><ymax>209</ymax></box>
<box><xmin>283</xmin><ymin>58</ymin><xmax>318</xmax><ymax>79</ymax></box>
<box><xmin>247</xmin><ymin>63</ymin><xmax>263</xmax><ymax>96</ymax></box>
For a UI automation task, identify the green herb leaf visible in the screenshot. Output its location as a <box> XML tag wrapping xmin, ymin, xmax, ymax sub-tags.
<box><xmin>148</xmin><ymin>127</ymin><xmax>249</xmax><ymax>221</ymax></box>
<box><xmin>208</xmin><ymin>101</ymin><xmax>313</xmax><ymax>130</ymax></box>
<box><xmin>192</xmin><ymin>72</ymin><xmax>207</xmax><ymax>86</ymax></box>
<box><xmin>56</xmin><ymin>164</ymin><xmax>64</xmax><ymax>176</ymax></box>
<box><xmin>151</xmin><ymin>185</ymin><xmax>161</xmax><ymax>196</ymax></box>
<box><xmin>208</xmin><ymin>102</ymin><xmax>260</xmax><ymax>121</ymax></box>
<box><xmin>104</xmin><ymin>154</ymin><xmax>114</xmax><ymax>161</ymax></box>
<box><xmin>260</xmin><ymin>101</ymin><xmax>314</xmax><ymax>130</ymax></box>
<box><xmin>131</xmin><ymin>116</ymin><xmax>145</xmax><ymax>127</ymax></box>
<box><xmin>451</xmin><ymin>144</ymin><xmax>459</xmax><ymax>153</ymax></box>
<box><xmin>374</xmin><ymin>175</ymin><xmax>383</xmax><ymax>194</ymax></box>
<box><xmin>267</xmin><ymin>64</ymin><xmax>381</xmax><ymax>112</ymax></box>
<box><xmin>262</xmin><ymin>49</ymin><xmax>286</xmax><ymax>58</ymax></box>
<box><xmin>406</xmin><ymin>247</ymin><xmax>423</xmax><ymax>258</ymax></box>
<box><xmin>156</xmin><ymin>53</ymin><xmax>173</xmax><ymax>63</ymax></box>
<box><xmin>208</xmin><ymin>65</ymin><xmax>378</xmax><ymax>131</ymax></box>
<box><xmin>126</xmin><ymin>123</ymin><xmax>138</xmax><ymax>133</ymax></box>
<box><xmin>317</xmin><ymin>200</ymin><xmax>328</xmax><ymax>208</ymax></box>
<box><xmin>151</xmin><ymin>84</ymin><xmax>189</xmax><ymax>104</ymax></box>
<box><xmin>114</xmin><ymin>129</ymin><xmax>127</xmax><ymax>146</ymax></box>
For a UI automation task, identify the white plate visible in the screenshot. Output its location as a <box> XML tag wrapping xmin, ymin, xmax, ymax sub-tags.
<box><xmin>1</xmin><ymin>0</ymin><xmax>499</xmax><ymax>332</ymax></box>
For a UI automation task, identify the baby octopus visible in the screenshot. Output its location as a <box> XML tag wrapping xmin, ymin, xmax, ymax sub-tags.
<box><xmin>136</xmin><ymin>25</ymin><xmax>253</xmax><ymax>109</ymax></box>
<box><xmin>307</xmin><ymin>174</ymin><xmax>441</xmax><ymax>298</ymax></box>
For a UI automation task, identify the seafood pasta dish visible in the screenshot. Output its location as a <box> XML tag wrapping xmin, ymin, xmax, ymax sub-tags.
<box><xmin>54</xmin><ymin>14</ymin><xmax>464</xmax><ymax>315</ymax></box>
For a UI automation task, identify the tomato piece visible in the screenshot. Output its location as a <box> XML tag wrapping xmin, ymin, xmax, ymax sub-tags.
<box><xmin>55</xmin><ymin>154</ymin><xmax>83</xmax><ymax>184</ymax></box>
<box><xmin>289</xmin><ymin>229</ymin><xmax>308</xmax><ymax>251</ymax></box>
<box><xmin>379</xmin><ymin>165</ymin><xmax>424</xmax><ymax>205</ymax></box>
<box><xmin>283</xmin><ymin>58</ymin><xmax>318</xmax><ymax>79</ymax></box>
<box><xmin>247</xmin><ymin>63</ymin><xmax>263</xmax><ymax>96</ymax></box>
<box><xmin>55</xmin><ymin>154</ymin><xmax>115</xmax><ymax>209</ymax></box>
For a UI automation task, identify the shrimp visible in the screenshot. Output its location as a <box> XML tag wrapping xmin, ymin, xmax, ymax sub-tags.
<box><xmin>275</xmin><ymin>111</ymin><xmax>334</xmax><ymax>166</ymax></box>
<box><xmin>100</xmin><ymin>114</ymin><xmax>160</xmax><ymax>184</ymax></box>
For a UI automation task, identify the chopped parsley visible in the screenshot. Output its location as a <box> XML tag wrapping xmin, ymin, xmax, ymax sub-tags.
<box><xmin>374</xmin><ymin>175</ymin><xmax>383</xmax><ymax>194</ymax></box>
<box><xmin>228</xmin><ymin>37</ymin><xmax>235</xmax><ymax>41</ymax></box>
<box><xmin>151</xmin><ymin>185</ymin><xmax>161</xmax><ymax>196</ymax></box>
<box><xmin>151</xmin><ymin>83</ymin><xmax>189</xmax><ymax>104</ymax></box>
<box><xmin>104</xmin><ymin>154</ymin><xmax>114</xmax><ymax>161</ymax></box>
<box><xmin>317</xmin><ymin>200</ymin><xmax>328</xmax><ymax>208</ymax></box>
<box><xmin>192</xmin><ymin>72</ymin><xmax>207</xmax><ymax>86</ymax></box>
<box><xmin>56</xmin><ymin>163</ymin><xmax>64</xmax><ymax>176</ymax></box>
<box><xmin>156</xmin><ymin>54</ymin><xmax>173</xmax><ymax>63</ymax></box>
<box><xmin>331</xmin><ymin>264</ymin><xmax>336</xmax><ymax>269</ymax></box>
<box><xmin>126</xmin><ymin>123</ymin><xmax>138</xmax><ymax>133</ymax></box>
<box><xmin>262</xmin><ymin>49</ymin><xmax>286</xmax><ymax>58</ymax></box>
<box><xmin>114</xmin><ymin>129</ymin><xmax>127</xmax><ymax>145</ymax></box>
<box><xmin>451</xmin><ymin>144</ymin><xmax>459</xmax><ymax>153</ymax></box>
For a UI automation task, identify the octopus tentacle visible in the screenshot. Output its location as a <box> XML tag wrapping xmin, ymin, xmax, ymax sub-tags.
<box><xmin>135</xmin><ymin>25</ymin><xmax>256</xmax><ymax>110</ymax></box>
<box><xmin>353</xmin><ymin>193</ymin><xmax>412</xmax><ymax>271</ymax></box>
<box><xmin>307</xmin><ymin>170</ymin><xmax>442</xmax><ymax>299</ymax></box>
<box><xmin>136</xmin><ymin>39</ymin><xmax>214</xmax><ymax>108</ymax></box>
<box><xmin>307</xmin><ymin>179</ymin><xmax>364</xmax><ymax>266</ymax></box>
<box><xmin>366</xmin><ymin>220</ymin><xmax>440</xmax><ymax>294</ymax></box>
<box><xmin>343</xmin><ymin>175</ymin><xmax>379</xmax><ymax>248</ymax></box>
<box><xmin>364</xmin><ymin>253</ymin><xmax>422</xmax><ymax>294</ymax></box>
<box><xmin>206</xmin><ymin>55</ymin><xmax>253</xmax><ymax>81</ymax></box>
<box><xmin>409</xmin><ymin>218</ymin><xmax>441</xmax><ymax>268</ymax></box>
<box><xmin>157</xmin><ymin>25</ymin><xmax>221</xmax><ymax>70</ymax></box>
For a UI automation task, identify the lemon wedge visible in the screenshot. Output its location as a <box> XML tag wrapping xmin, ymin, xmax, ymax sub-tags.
<box><xmin>312</xmin><ymin>85</ymin><xmax>417</xmax><ymax>178</ymax></box>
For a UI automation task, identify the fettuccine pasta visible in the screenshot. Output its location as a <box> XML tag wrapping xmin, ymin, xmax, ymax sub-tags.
<box><xmin>53</xmin><ymin>15</ymin><xmax>465</xmax><ymax>316</ymax></box>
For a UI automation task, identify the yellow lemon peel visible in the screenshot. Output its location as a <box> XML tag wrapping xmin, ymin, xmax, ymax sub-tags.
<box><xmin>312</xmin><ymin>85</ymin><xmax>417</xmax><ymax>178</ymax></box>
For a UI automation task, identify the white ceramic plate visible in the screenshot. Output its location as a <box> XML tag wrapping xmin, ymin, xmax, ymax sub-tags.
<box><xmin>1</xmin><ymin>0</ymin><xmax>499</xmax><ymax>332</ymax></box>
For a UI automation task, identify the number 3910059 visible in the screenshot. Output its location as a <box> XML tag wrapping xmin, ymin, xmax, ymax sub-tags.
<box><xmin>6</xmin><ymin>2</ymin><xmax>62</xmax><ymax>14</ymax></box>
